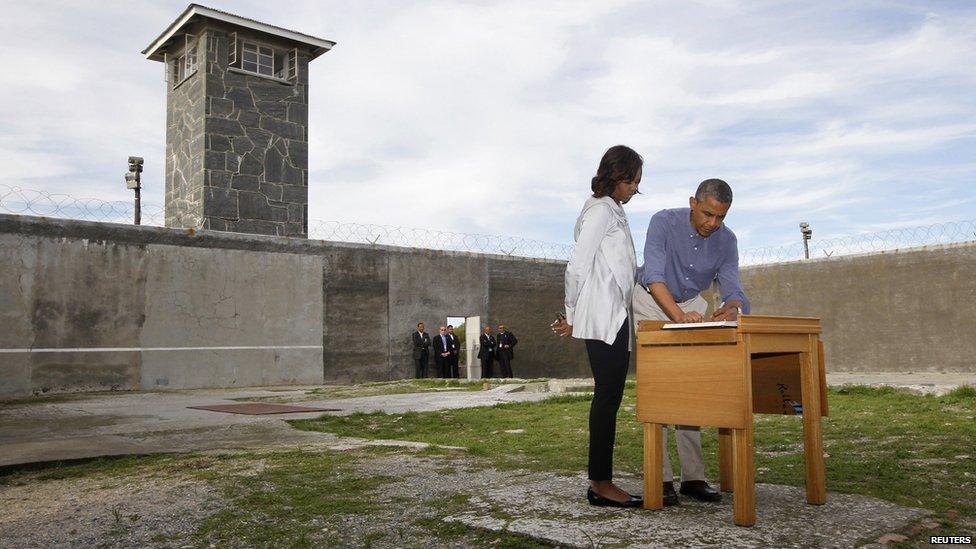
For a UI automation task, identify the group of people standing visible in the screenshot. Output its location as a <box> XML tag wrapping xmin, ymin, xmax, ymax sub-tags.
<box><xmin>476</xmin><ymin>324</ymin><xmax>518</xmax><ymax>378</ymax></box>
<box><xmin>552</xmin><ymin>145</ymin><xmax>751</xmax><ymax>509</ymax></box>
<box><xmin>412</xmin><ymin>323</ymin><xmax>518</xmax><ymax>379</ymax></box>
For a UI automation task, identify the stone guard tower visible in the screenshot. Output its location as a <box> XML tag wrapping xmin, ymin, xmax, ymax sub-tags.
<box><xmin>143</xmin><ymin>5</ymin><xmax>334</xmax><ymax>237</ymax></box>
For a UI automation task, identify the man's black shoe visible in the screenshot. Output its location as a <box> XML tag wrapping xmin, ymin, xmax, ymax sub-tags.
<box><xmin>679</xmin><ymin>480</ymin><xmax>722</xmax><ymax>502</ymax></box>
<box><xmin>586</xmin><ymin>487</ymin><xmax>643</xmax><ymax>508</ymax></box>
<box><xmin>663</xmin><ymin>482</ymin><xmax>680</xmax><ymax>506</ymax></box>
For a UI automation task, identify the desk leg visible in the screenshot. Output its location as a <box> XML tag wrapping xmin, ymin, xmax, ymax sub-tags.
<box><xmin>801</xmin><ymin>337</ymin><xmax>827</xmax><ymax>505</ymax></box>
<box><xmin>643</xmin><ymin>423</ymin><xmax>663</xmax><ymax>510</ymax></box>
<box><xmin>732</xmin><ymin>425</ymin><xmax>756</xmax><ymax>527</ymax></box>
<box><xmin>718</xmin><ymin>428</ymin><xmax>733</xmax><ymax>493</ymax></box>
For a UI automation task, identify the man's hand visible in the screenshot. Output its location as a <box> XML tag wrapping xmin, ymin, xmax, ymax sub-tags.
<box><xmin>551</xmin><ymin>318</ymin><xmax>572</xmax><ymax>337</ymax></box>
<box><xmin>676</xmin><ymin>311</ymin><xmax>704</xmax><ymax>323</ymax></box>
<box><xmin>711</xmin><ymin>301</ymin><xmax>742</xmax><ymax>321</ymax></box>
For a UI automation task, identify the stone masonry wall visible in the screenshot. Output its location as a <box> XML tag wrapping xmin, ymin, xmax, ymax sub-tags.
<box><xmin>164</xmin><ymin>26</ymin><xmax>206</xmax><ymax>229</ymax></box>
<box><xmin>201</xmin><ymin>26</ymin><xmax>310</xmax><ymax>237</ymax></box>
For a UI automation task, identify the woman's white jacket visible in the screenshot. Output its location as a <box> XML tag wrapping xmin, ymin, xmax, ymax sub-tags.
<box><xmin>564</xmin><ymin>196</ymin><xmax>637</xmax><ymax>349</ymax></box>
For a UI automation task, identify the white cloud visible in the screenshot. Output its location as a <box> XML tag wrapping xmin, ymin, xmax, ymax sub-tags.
<box><xmin>0</xmin><ymin>0</ymin><xmax>974</xmax><ymax>252</ymax></box>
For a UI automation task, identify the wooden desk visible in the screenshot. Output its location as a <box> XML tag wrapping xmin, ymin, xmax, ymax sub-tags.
<box><xmin>636</xmin><ymin>315</ymin><xmax>828</xmax><ymax>526</ymax></box>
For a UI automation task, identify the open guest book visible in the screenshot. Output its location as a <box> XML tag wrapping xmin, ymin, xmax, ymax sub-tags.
<box><xmin>661</xmin><ymin>320</ymin><xmax>738</xmax><ymax>329</ymax></box>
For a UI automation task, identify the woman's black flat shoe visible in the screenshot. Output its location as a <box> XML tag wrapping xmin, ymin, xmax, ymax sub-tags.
<box><xmin>586</xmin><ymin>487</ymin><xmax>643</xmax><ymax>508</ymax></box>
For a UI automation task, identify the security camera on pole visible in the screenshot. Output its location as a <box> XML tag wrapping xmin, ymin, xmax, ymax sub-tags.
<box><xmin>125</xmin><ymin>156</ymin><xmax>144</xmax><ymax>225</ymax></box>
<box><xmin>799</xmin><ymin>222</ymin><xmax>812</xmax><ymax>259</ymax></box>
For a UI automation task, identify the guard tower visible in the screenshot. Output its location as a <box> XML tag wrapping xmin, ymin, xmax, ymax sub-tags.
<box><xmin>143</xmin><ymin>5</ymin><xmax>334</xmax><ymax>237</ymax></box>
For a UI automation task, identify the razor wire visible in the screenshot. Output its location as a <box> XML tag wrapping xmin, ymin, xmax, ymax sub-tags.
<box><xmin>306</xmin><ymin>220</ymin><xmax>574</xmax><ymax>259</ymax></box>
<box><xmin>0</xmin><ymin>184</ymin><xmax>574</xmax><ymax>260</ymax></box>
<box><xmin>2</xmin><ymin>183</ymin><xmax>974</xmax><ymax>264</ymax></box>
<box><xmin>738</xmin><ymin>219</ymin><xmax>976</xmax><ymax>265</ymax></box>
<box><xmin>0</xmin><ymin>184</ymin><xmax>167</xmax><ymax>225</ymax></box>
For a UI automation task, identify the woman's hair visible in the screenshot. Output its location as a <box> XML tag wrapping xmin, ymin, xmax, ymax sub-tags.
<box><xmin>591</xmin><ymin>145</ymin><xmax>643</xmax><ymax>198</ymax></box>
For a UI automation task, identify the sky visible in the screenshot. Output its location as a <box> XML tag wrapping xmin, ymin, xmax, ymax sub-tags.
<box><xmin>1</xmin><ymin>0</ymin><xmax>974</xmax><ymax>256</ymax></box>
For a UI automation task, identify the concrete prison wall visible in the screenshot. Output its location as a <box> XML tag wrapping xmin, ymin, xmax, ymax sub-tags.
<box><xmin>0</xmin><ymin>216</ymin><xmax>325</xmax><ymax>398</ymax></box>
<box><xmin>0</xmin><ymin>214</ymin><xmax>589</xmax><ymax>398</ymax></box>
<box><xmin>740</xmin><ymin>241</ymin><xmax>976</xmax><ymax>374</ymax></box>
<box><xmin>1</xmin><ymin>213</ymin><xmax>974</xmax><ymax>398</ymax></box>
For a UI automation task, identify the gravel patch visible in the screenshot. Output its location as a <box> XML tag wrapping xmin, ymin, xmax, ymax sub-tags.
<box><xmin>0</xmin><ymin>471</ymin><xmax>224</xmax><ymax>548</ymax></box>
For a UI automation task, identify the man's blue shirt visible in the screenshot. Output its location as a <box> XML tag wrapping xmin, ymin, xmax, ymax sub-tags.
<box><xmin>637</xmin><ymin>207</ymin><xmax>751</xmax><ymax>313</ymax></box>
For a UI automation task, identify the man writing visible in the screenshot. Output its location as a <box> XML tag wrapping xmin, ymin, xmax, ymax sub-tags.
<box><xmin>412</xmin><ymin>322</ymin><xmax>431</xmax><ymax>378</ymax></box>
<box><xmin>633</xmin><ymin>178</ymin><xmax>751</xmax><ymax>506</ymax></box>
<box><xmin>478</xmin><ymin>325</ymin><xmax>497</xmax><ymax>378</ymax></box>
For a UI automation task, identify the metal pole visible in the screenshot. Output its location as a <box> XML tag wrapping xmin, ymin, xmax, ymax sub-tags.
<box><xmin>134</xmin><ymin>187</ymin><xmax>141</xmax><ymax>225</ymax></box>
<box><xmin>126</xmin><ymin>156</ymin><xmax>144</xmax><ymax>226</ymax></box>
<box><xmin>800</xmin><ymin>222</ymin><xmax>812</xmax><ymax>259</ymax></box>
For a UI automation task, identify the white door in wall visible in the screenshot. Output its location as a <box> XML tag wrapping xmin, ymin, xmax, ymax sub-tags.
<box><xmin>465</xmin><ymin>316</ymin><xmax>481</xmax><ymax>380</ymax></box>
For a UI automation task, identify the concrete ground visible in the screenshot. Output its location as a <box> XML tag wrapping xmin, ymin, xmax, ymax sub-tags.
<box><xmin>1</xmin><ymin>373</ymin><xmax>969</xmax><ymax>547</ymax></box>
<box><xmin>0</xmin><ymin>382</ymin><xmax>555</xmax><ymax>468</ymax></box>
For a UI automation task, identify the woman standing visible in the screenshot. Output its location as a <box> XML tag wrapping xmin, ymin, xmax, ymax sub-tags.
<box><xmin>552</xmin><ymin>145</ymin><xmax>643</xmax><ymax>507</ymax></box>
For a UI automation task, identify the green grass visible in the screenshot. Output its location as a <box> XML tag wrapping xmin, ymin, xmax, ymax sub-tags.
<box><xmin>193</xmin><ymin>450</ymin><xmax>396</xmax><ymax>547</ymax></box>
<box><xmin>292</xmin><ymin>385</ymin><xmax>976</xmax><ymax>518</ymax></box>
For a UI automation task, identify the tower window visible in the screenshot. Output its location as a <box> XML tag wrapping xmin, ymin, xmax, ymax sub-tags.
<box><xmin>242</xmin><ymin>42</ymin><xmax>274</xmax><ymax>77</ymax></box>
<box><xmin>171</xmin><ymin>34</ymin><xmax>198</xmax><ymax>87</ymax></box>
<box><xmin>230</xmin><ymin>38</ymin><xmax>298</xmax><ymax>83</ymax></box>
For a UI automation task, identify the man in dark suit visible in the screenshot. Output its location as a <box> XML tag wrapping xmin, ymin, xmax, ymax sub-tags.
<box><xmin>412</xmin><ymin>322</ymin><xmax>431</xmax><ymax>378</ymax></box>
<box><xmin>496</xmin><ymin>324</ymin><xmax>518</xmax><ymax>378</ymax></box>
<box><xmin>432</xmin><ymin>325</ymin><xmax>452</xmax><ymax>378</ymax></box>
<box><xmin>447</xmin><ymin>325</ymin><xmax>461</xmax><ymax>378</ymax></box>
<box><xmin>478</xmin><ymin>325</ymin><xmax>496</xmax><ymax>378</ymax></box>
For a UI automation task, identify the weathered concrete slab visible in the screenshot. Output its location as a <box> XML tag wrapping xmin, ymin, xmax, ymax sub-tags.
<box><xmin>355</xmin><ymin>453</ymin><xmax>927</xmax><ymax>549</ymax></box>
<box><xmin>450</xmin><ymin>475</ymin><xmax>926</xmax><ymax>548</ymax></box>
<box><xmin>0</xmin><ymin>385</ymin><xmax>551</xmax><ymax>467</ymax></box>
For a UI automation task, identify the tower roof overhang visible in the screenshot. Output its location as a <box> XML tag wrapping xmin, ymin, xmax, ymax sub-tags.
<box><xmin>142</xmin><ymin>3</ymin><xmax>335</xmax><ymax>62</ymax></box>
